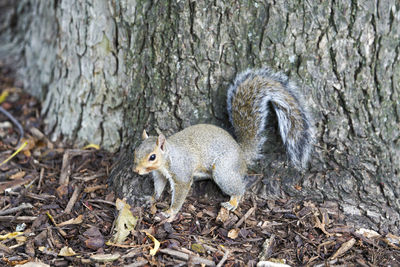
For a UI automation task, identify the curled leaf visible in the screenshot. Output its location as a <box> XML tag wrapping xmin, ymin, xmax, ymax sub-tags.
<box><xmin>83</xmin><ymin>144</ymin><xmax>100</xmax><ymax>150</ymax></box>
<box><xmin>142</xmin><ymin>231</ymin><xmax>160</xmax><ymax>256</ymax></box>
<box><xmin>58</xmin><ymin>246</ymin><xmax>77</xmax><ymax>256</ymax></box>
<box><xmin>227</xmin><ymin>228</ymin><xmax>239</xmax><ymax>239</ymax></box>
<box><xmin>58</xmin><ymin>215</ymin><xmax>83</xmax><ymax>227</ymax></box>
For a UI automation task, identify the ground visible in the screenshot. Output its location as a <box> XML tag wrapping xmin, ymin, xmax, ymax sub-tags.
<box><xmin>0</xmin><ymin>66</ymin><xmax>400</xmax><ymax>266</ymax></box>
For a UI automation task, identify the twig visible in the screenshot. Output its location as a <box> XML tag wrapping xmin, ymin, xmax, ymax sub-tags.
<box><xmin>72</xmin><ymin>172</ymin><xmax>106</xmax><ymax>182</ymax></box>
<box><xmin>216</xmin><ymin>249</ymin><xmax>229</xmax><ymax>267</ymax></box>
<box><xmin>159</xmin><ymin>248</ymin><xmax>215</xmax><ymax>266</ymax></box>
<box><xmin>258</xmin><ymin>234</ymin><xmax>276</xmax><ymax>261</ymax></box>
<box><xmin>64</xmin><ymin>184</ymin><xmax>82</xmax><ymax>214</ymax></box>
<box><xmin>38</xmin><ymin>167</ymin><xmax>44</xmax><ymax>189</ymax></box>
<box><xmin>24</xmin><ymin>191</ymin><xmax>56</xmax><ymax>201</ymax></box>
<box><xmin>87</xmin><ymin>199</ymin><xmax>116</xmax><ymax>206</ymax></box>
<box><xmin>59</xmin><ymin>152</ymin><xmax>71</xmax><ymax>185</ymax></box>
<box><xmin>59</xmin><ymin>149</ymin><xmax>93</xmax><ymax>185</ymax></box>
<box><xmin>0</xmin><ymin>106</ymin><xmax>24</xmax><ymax>145</ymax></box>
<box><xmin>0</xmin><ymin>216</ymin><xmax>37</xmax><ymax>222</ymax></box>
<box><xmin>0</xmin><ymin>203</ymin><xmax>33</xmax><ymax>216</ymax></box>
<box><xmin>0</xmin><ymin>176</ymin><xmax>36</xmax><ymax>194</ymax></box>
<box><xmin>234</xmin><ymin>205</ymin><xmax>256</xmax><ymax>228</ymax></box>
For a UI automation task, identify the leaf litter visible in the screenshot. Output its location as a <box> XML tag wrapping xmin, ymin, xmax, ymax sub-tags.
<box><xmin>1</xmin><ymin>65</ymin><xmax>400</xmax><ymax>266</ymax></box>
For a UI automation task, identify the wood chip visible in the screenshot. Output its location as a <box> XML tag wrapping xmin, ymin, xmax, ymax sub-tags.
<box><xmin>330</xmin><ymin>238</ymin><xmax>356</xmax><ymax>259</ymax></box>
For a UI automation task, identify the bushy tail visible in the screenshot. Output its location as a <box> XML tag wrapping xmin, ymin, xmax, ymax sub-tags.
<box><xmin>226</xmin><ymin>68</ymin><xmax>314</xmax><ymax>169</ymax></box>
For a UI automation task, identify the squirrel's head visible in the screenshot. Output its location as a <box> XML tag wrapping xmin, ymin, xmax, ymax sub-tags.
<box><xmin>133</xmin><ymin>130</ymin><xmax>167</xmax><ymax>175</ymax></box>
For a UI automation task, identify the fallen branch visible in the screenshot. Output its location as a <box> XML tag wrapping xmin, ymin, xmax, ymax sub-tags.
<box><xmin>159</xmin><ymin>248</ymin><xmax>215</xmax><ymax>266</ymax></box>
<box><xmin>0</xmin><ymin>106</ymin><xmax>24</xmax><ymax>145</ymax></box>
<box><xmin>65</xmin><ymin>184</ymin><xmax>82</xmax><ymax>214</ymax></box>
<box><xmin>0</xmin><ymin>203</ymin><xmax>33</xmax><ymax>216</ymax></box>
<box><xmin>0</xmin><ymin>216</ymin><xmax>37</xmax><ymax>222</ymax></box>
<box><xmin>234</xmin><ymin>205</ymin><xmax>256</xmax><ymax>228</ymax></box>
<box><xmin>216</xmin><ymin>249</ymin><xmax>229</xmax><ymax>267</ymax></box>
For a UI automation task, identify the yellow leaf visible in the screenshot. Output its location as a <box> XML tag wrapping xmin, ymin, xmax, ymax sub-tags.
<box><xmin>83</xmin><ymin>144</ymin><xmax>100</xmax><ymax>150</ymax></box>
<box><xmin>142</xmin><ymin>231</ymin><xmax>160</xmax><ymax>256</ymax></box>
<box><xmin>58</xmin><ymin>246</ymin><xmax>77</xmax><ymax>256</ymax></box>
<box><xmin>0</xmin><ymin>142</ymin><xmax>27</xmax><ymax>167</ymax></box>
<box><xmin>0</xmin><ymin>232</ymin><xmax>24</xmax><ymax>240</ymax></box>
<box><xmin>108</xmin><ymin>198</ymin><xmax>138</xmax><ymax>244</ymax></box>
<box><xmin>46</xmin><ymin>211</ymin><xmax>57</xmax><ymax>226</ymax></box>
<box><xmin>0</xmin><ymin>90</ymin><xmax>9</xmax><ymax>104</ymax></box>
<box><xmin>191</xmin><ymin>243</ymin><xmax>205</xmax><ymax>254</ymax></box>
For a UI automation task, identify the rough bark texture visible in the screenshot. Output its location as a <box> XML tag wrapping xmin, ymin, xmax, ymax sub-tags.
<box><xmin>1</xmin><ymin>0</ymin><xmax>399</xmax><ymax>233</ymax></box>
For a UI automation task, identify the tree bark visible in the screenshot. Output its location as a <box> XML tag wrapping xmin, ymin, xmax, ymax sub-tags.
<box><xmin>1</xmin><ymin>0</ymin><xmax>399</xmax><ymax>233</ymax></box>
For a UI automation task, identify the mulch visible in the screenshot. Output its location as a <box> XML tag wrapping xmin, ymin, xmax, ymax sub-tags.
<box><xmin>1</xmin><ymin>66</ymin><xmax>400</xmax><ymax>266</ymax></box>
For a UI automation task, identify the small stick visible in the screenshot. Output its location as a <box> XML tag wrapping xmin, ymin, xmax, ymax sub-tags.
<box><xmin>234</xmin><ymin>205</ymin><xmax>256</xmax><ymax>228</ymax></box>
<box><xmin>0</xmin><ymin>216</ymin><xmax>37</xmax><ymax>222</ymax></box>
<box><xmin>87</xmin><ymin>199</ymin><xmax>116</xmax><ymax>206</ymax></box>
<box><xmin>0</xmin><ymin>106</ymin><xmax>24</xmax><ymax>145</ymax></box>
<box><xmin>216</xmin><ymin>249</ymin><xmax>230</xmax><ymax>267</ymax></box>
<box><xmin>159</xmin><ymin>248</ymin><xmax>215</xmax><ymax>266</ymax></box>
<box><xmin>64</xmin><ymin>184</ymin><xmax>81</xmax><ymax>214</ymax></box>
<box><xmin>0</xmin><ymin>203</ymin><xmax>33</xmax><ymax>216</ymax></box>
<box><xmin>38</xmin><ymin>167</ymin><xmax>44</xmax><ymax>189</ymax></box>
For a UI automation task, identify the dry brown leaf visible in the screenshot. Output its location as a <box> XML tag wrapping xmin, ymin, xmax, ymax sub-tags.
<box><xmin>216</xmin><ymin>207</ymin><xmax>230</xmax><ymax>223</ymax></box>
<box><xmin>58</xmin><ymin>246</ymin><xmax>77</xmax><ymax>256</ymax></box>
<box><xmin>227</xmin><ymin>228</ymin><xmax>240</xmax><ymax>239</ymax></box>
<box><xmin>84</xmin><ymin>184</ymin><xmax>108</xmax><ymax>193</ymax></box>
<box><xmin>330</xmin><ymin>238</ymin><xmax>356</xmax><ymax>259</ymax></box>
<box><xmin>9</xmin><ymin>171</ymin><xmax>26</xmax><ymax>180</ymax></box>
<box><xmin>58</xmin><ymin>215</ymin><xmax>83</xmax><ymax>227</ymax></box>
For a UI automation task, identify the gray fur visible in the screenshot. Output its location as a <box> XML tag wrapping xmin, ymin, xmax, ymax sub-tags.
<box><xmin>227</xmin><ymin>67</ymin><xmax>314</xmax><ymax>169</ymax></box>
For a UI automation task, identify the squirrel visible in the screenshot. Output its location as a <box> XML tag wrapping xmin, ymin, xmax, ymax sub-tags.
<box><xmin>133</xmin><ymin>67</ymin><xmax>314</xmax><ymax>219</ymax></box>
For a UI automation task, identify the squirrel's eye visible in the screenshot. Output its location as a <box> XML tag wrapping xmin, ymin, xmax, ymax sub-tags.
<box><xmin>149</xmin><ymin>154</ymin><xmax>156</xmax><ymax>161</ymax></box>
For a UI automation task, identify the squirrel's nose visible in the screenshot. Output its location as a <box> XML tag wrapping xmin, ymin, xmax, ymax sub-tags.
<box><xmin>132</xmin><ymin>166</ymin><xmax>139</xmax><ymax>173</ymax></box>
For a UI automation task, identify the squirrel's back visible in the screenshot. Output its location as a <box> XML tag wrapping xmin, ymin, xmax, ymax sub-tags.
<box><xmin>168</xmin><ymin>124</ymin><xmax>245</xmax><ymax>169</ymax></box>
<box><xmin>227</xmin><ymin>68</ymin><xmax>314</xmax><ymax>168</ymax></box>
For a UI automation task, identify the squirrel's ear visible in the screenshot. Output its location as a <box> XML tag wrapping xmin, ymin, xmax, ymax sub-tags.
<box><xmin>157</xmin><ymin>134</ymin><xmax>166</xmax><ymax>151</ymax></box>
<box><xmin>142</xmin><ymin>130</ymin><xmax>149</xmax><ymax>140</ymax></box>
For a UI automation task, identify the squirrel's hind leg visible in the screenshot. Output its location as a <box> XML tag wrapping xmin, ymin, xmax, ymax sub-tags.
<box><xmin>221</xmin><ymin>195</ymin><xmax>242</xmax><ymax>211</ymax></box>
<box><xmin>211</xmin><ymin>158</ymin><xmax>245</xmax><ymax>211</ymax></box>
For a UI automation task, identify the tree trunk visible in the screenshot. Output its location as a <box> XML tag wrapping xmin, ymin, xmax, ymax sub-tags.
<box><xmin>1</xmin><ymin>0</ymin><xmax>399</xmax><ymax>233</ymax></box>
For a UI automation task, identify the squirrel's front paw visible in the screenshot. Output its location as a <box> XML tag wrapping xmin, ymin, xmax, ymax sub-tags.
<box><xmin>160</xmin><ymin>209</ymin><xmax>178</xmax><ymax>222</ymax></box>
<box><xmin>141</xmin><ymin>195</ymin><xmax>155</xmax><ymax>208</ymax></box>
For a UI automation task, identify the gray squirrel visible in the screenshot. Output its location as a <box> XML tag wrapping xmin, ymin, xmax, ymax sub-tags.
<box><xmin>133</xmin><ymin>68</ymin><xmax>314</xmax><ymax>219</ymax></box>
